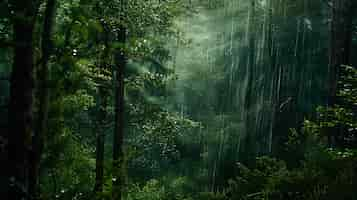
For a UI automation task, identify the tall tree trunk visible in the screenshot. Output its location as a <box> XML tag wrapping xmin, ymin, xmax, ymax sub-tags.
<box><xmin>328</xmin><ymin>0</ymin><xmax>354</xmax><ymax>147</ymax></box>
<box><xmin>7</xmin><ymin>0</ymin><xmax>40</xmax><ymax>199</ymax></box>
<box><xmin>241</xmin><ymin>0</ymin><xmax>256</xmax><ymax>165</ymax></box>
<box><xmin>29</xmin><ymin>0</ymin><xmax>56</xmax><ymax>199</ymax></box>
<box><xmin>329</xmin><ymin>0</ymin><xmax>353</xmax><ymax>105</ymax></box>
<box><xmin>113</xmin><ymin>1</ymin><xmax>126</xmax><ymax>199</ymax></box>
<box><xmin>94</xmin><ymin>23</ymin><xmax>110</xmax><ymax>195</ymax></box>
<box><xmin>266</xmin><ymin>0</ymin><xmax>276</xmax><ymax>154</ymax></box>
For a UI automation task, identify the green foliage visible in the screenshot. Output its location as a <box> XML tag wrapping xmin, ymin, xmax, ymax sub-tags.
<box><xmin>227</xmin><ymin>157</ymin><xmax>288</xmax><ymax>200</ymax></box>
<box><xmin>308</xmin><ymin>65</ymin><xmax>357</xmax><ymax>147</ymax></box>
<box><xmin>126</xmin><ymin>177</ymin><xmax>196</xmax><ymax>200</ymax></box>
<box><xmin>3</xmin><ymin>0</ymin><xmax>357</xmax><ymax>199</ymax></box>
<box><xmin>127</xmin><ymin>87</ymin><xmax>199</xmax><ymax>178</ymax></box>
<box><xmin>224</xmin><ymin>65</ymin><xmax>357</xmax><ymax>200</ymax></box>
<box><xmin>41</xmin><ymin>129</ymin><xmax>95</xmax><ymax>200</ymax></box>
<box><xmin>35</xmin><ymin>0</ymin><xmax>192</xmax><ymax>199</ymax></box>
<box><xmin>225</xmin><ymin>151</ymin><xmax>357</xmax><ymax>200</ymax></box>
<box><xmin>197</xmin><ymin>192</ymin><xmax>227</xmax><ymax>200</ymax></box>
<box><xmin>127</xmin><ymin>179</ymin><xmax>166</xmax><ymax>200</ymax></box>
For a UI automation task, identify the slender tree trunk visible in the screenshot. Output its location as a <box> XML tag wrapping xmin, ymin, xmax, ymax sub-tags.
<box><xmin>7</xmin><ymin>0</ymin><xmax>40</xmax><ymax>199</ymax></box>
<box><xmin>267</xmin><ymin>0</ymin><xmax>276</xmax><ymax>154</ymax></box>
<box><xmin>29</xmin><ymin>0</ymin><xmax>56</xmax><ymax>199</ymax></box>
<box><xmin>94</xmin><ymin>23</ymin><xmax>110</xmax><ymax>195</ymax></box>
<box><xmin>241</xmin><ymin>0</ymin><xmax>256</xmax><ymax>165</ymax></box>
<box><xmin>112</xmin><ymin>1</ymin><xmax>126</xmax><ymax>199</ymax></box>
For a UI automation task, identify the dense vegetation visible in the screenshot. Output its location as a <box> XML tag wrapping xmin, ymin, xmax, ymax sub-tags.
<box><xmin>1</xmin><ymin>0</ymin><xmax>357</xmax><ymax>200</ymax></box>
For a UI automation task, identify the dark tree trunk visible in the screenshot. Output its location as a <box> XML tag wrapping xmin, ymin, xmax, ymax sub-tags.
<box><xmin>29</xmin><ymin>0</ymin><xmax>56</xmax><ymax>199</ymax></box>
<box><xmin>329</xmin><ymin>0</ymin><xmax>353</xmax><ymax>105</ymax></box>
<box><xmin>7</xmin><ymin>0</ymin><xmax>40</xmax><ymax>199</ymax></box>
<box><xmin>112</xmin><ymin>1</ymin><xmax>126</xmax><ymax>199</ymax></box>
<box><xmin>328</xmin><ymin>0</ymin><xmax>354</xmax><ymax>147</ymax></box>
<box><xmin>94</xmin><ymin>23</ymin><xmax>110</xmax><ymax>195</ymax></box>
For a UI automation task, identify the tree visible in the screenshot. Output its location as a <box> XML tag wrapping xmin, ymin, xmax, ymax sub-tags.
<box><xmin>93</xmin><ymin>18</ymin><xmax>111</xmax><ymax>194</ymax></box>
<box><xmin>29</xmin><ymin>0</ymin><xmax>57</xmax><ymax>199</ymax></box>
<box><xmin>112</xmin><ymin>0</ymin><xmax>127</xmax><ymax>199</ymax></box>
<box><xmin>327</xmin><ymin>0</ymin><xmax>356</xmax><ymax>147</ymax></box>
<box><xmin>241</xmin><ymin>0</ymin><xmax>257</xmax><ymax>165</ymax></box>
<box><xmin>7</xmin><ymin>0</ymin><xmax>41</xmax><ymax>199</ymax></box>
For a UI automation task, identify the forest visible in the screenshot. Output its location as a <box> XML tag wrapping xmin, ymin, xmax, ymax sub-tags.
<box><xmin>0</xmin><ymin>0</ymin><xmax>357</xmax><ymax>199</ymax></box>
